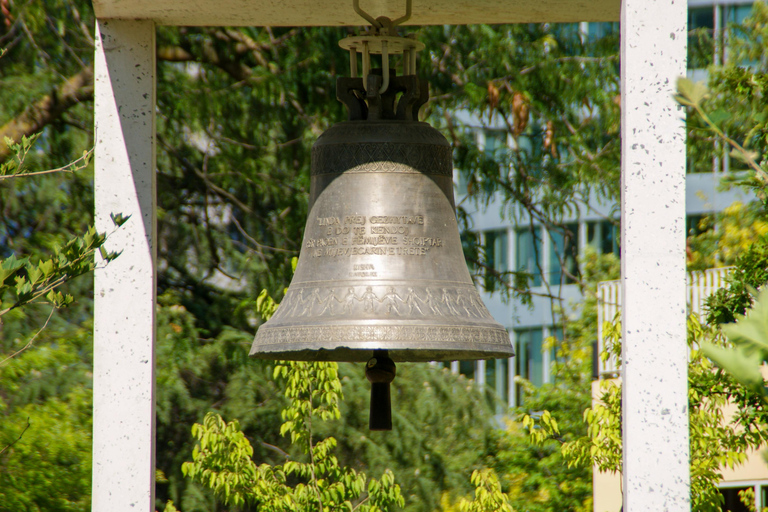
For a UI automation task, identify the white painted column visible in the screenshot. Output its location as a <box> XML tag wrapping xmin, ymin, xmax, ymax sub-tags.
<box><xmin>620</xmin><ymin>1</ymin><xmax>689</xmax><ymax>511</ymax></box>
<box><xmin>93</xmin><ymin>19</ymin><xmax>157</xmax><ymax>512</ymax></box>
<box><xmin>509</xmin><ymin>332</ymin><xmax>518</xmax><ymax>408</ymax></box>
<box><xmin>476</xmin><ymin>360</ymin><xmax>486</xmax><ymax>387</ymax></box>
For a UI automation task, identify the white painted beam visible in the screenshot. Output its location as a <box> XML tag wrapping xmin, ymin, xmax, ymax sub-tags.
<box><xmin>93</xmin><ymin>19</ymin><xmax>157</xmax><ymax>512</ymax></box>
<box><xmin>620</xmin><ymin>1</ymin><xmax>689</xmax><ymax>511</ymax></box>
<box><xmin>92</xmin><ymin>0</ymin><xmax>619</xmax><ymax>26</ymax></box>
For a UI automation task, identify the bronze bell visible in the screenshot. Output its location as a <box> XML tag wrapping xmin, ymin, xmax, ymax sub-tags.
<box><xmin>250</xmin><ymin>26</ymin><xmax>513</xmax><ymax>429</ymax></box>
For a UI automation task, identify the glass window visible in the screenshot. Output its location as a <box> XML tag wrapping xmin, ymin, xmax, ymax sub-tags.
<box><xmin>587</xmin><ymin>220</ymin><xmax>619</xmax><ymax>256</ymax></box>
<box><xmin>686</xmin><ymin>135</ymin><xmax>721</xmax><ymax>174</ymax></box>
<box><xmin>484</xmin><ymin>358</ymin><xmax>509</xmax><ymax>408</ymax></box>
<box><xmin>586</xmin><ymin>22</ymin><xmax>619</xmax><ymax>41</ymax></box>
<box><xmin>456</xmin><ymin>168</ymin><xmax>471</xmax><ymax>195</ymax></box>
<box><xmin>550</xmin><ymin>327</ymin><xmax>564</xmax><ymax>363</ymax></box>
<box><xmin>686</xmin><ymin>214</ymin><xmax>707</xmax><ymax>237</ymax></box>
<box><xmin>719</xmin><ymin>486</ymin><xmax>751</xmax><ymax>512</ymax></box>
<box><xmin>516</xmin><ymin>328</ymin><xmax>544</xmax><ymax>403</ymax></box>
<box><xmin>724</xmin><ymin>4</ymin><xmax>759</xmax><ymax>68</ymax></box>
<box><xmin>483</xmin><ymin>130</ymin><xmax>507</xmax><ymax>157</ymax></box>
<box><xmin>461</xmin><ymin>231</ymin><xmax>480</xmax><ymax>273</ymax></box>
<box><xmin>484</xmin><ymin>229</ymin><xmax>508</xmax><ymax>291</ymax></box>
<box><xmin>549</xmin><ymin>223</ymin><xmax>579</xmax><ymax>284</ymax></box>
<box><xmin>583</xmin><ymin>22</ymin><xmax>620</xmax><ymax>59</ymax></box>
<box><xmin>550</xmin><ymin>22</ymin><xmax>581</xmax><ymax>54</ymax></box>
<box><xmin>515</xmin><ymin>123</ymin><xmax>545</xmax><ymax>179</ymax></box>
<box><xmin>688</xmin><ymin>7</ymin><xmax>715</xmax><ymax>69</ymax></box>
<box><xmin>726</xmin><ymin>4</ymin><xmax>753</xmax><ymax>25</ymax></box>
<box><xmin>516</xmin><ymin>227</ymin><xmax>542</xmax><ymax>287</ymax></box>
<box><xmin>459</xmin><ymin>360</ymin><xmax>476</xmax><ymax>380</ymax></box>
<box><xmin>689</xmin><ymin>6</ymin><xmax>715</xmax><ymax>30</ymax></box>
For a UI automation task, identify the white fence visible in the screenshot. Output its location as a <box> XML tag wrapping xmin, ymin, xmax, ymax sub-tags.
<box><xmin>596</xmin><ymin>267</ymin><xmax>733</xmax><ymax>378</ymax></box>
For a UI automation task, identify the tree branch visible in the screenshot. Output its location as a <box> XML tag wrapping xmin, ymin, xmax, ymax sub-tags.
<box><xmin>0</xmin><ymin>30</ymin><xmax>284</xmax><ymax>156</ymax></box>
<box><xmin>0</xmin><ymin>417</ymin><xmax>30</xmax><ymax>457</ymax></box>
<box><xmin>0</xmin><ymin>306</ymin><xmax>56</xmax><ymax>366</ymax></box>
<box><xmin>0</xmin><ymin>65</ymin><xmax>94</xmax><ymax>161</ymax></box>
<box><xmin>157</xmin><ymin>42</ymin><xmax>253</xmax><ymax>83</ymax></box>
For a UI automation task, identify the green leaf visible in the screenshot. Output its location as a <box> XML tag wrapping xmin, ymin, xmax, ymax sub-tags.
<box><xmin>722</xmin><ymin>287</ymin><xmax>768</xmax><ymax>352</ymax></box>
<box><xmin>708</xmin><ymin>108</ymin><xmax>729</xmax><ymax>126</ymax></box>
<box><xmin>26</xmin><ymin>266</ymin><xmax>42</xmax><ymax>285</ymax></box>
<box><xmin>676</xmin><ymin>77</ymin><xmax>709</xmax><ymax>107</ymax></box>
<box><xmin>701</xmin><ymin>341</ymin><xmax>766</xmax><ymax>395</ymax></box>
<box><xmin>110</xmin><ymin>212</ymin><xmax>131</xmax><ymax>227</ymax></box>
<box><xmin>38</xmin><ymin>259</ymin><xmax>54</xmax><ymax>278</ymax></box>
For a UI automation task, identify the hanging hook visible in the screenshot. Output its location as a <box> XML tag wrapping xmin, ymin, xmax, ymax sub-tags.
<box><xmin>353</xmin><ymin>0</ymin><xmax>412</xmax><ymax>30</ymax></box>
<box><xmin>353</xmin><ymin>0</ymin><xmax>383</xmax><ymax>29</ymax></box>
<box><xmin>390</xmin><ymin>0</ymin><xmax>412</xmax><ymax>27</ymax></box>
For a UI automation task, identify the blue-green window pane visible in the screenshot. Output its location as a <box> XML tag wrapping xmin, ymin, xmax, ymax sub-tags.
<box><xmin>496</xmin><ymin>358</ymin><xmax>509</xmax><ymax>403</ymax></box>
<box><xmin>459</xmin><ymin>360</ymin><xmax>475</xmax><ymax>380</ymax></box>
<box><xmin>516</xmin><ymin>328</ymin><xmax>544</xmax><ymax>394</ymax></box>
<box><xmin>727</xmin><ymin>4</ymin><xmax>753</xmax><ymax>25</ymax></box>
<box><xmin>529</xmin><ymin>330</ymin><xmax>544</xmax><ymax>387</ymax></box>
<box><xmin>461</xmin><ymin>231</ymin><xmax>480</xmax><ymax>273</ymax></box>
<box><xmin>457</xmin><ymin>169</ymin><xmax>470</xmax><ymax>194</ymax></box>
<box><xmin>487</xmin><ymin>230</ymin><xmax>508</xmax><ymax>271</ymax></box>
<box><xmin>587</xmin><ymin>220</ymin><xmax>619</xmax><ymax>256</ymax></box>
<box><xmin>516</xmin><ymin>227</ymin><xmax>542</xmax><ymax>287</ymax></box>
<box><xmin>484</xmin><ymin>229</ymin><xmax>508</xmax><ymax>291</ymax></box>
<box><xmin>688</xmin><ymin>7</ymin><xmax>715</xmax><ymax>69</ymax></box>
<box><xmin>548</xmin><ymin>224</ymin><xmax>579</xmax><ymax>284</ymax></box>
<box><xmin>586</xmin><ymin>22</ymin><xmax>619</xmax><ymax>40</ymax></box>
<box><xmin>726</xmin><ymin>4</ymin><xmax>758</xmax><ymax>68</ymax></box>
<box><xmin>515</xmin><ymin>123</ymin><xmax>544</xmax><ymax>178</ymax></box>
<box><xmin>484</xmin><ymin>358</ymin><xmax>509</xmax><ymax>411</ymax></box>
<box><xmin>686</xmin><ymin>214</ymin><xmax>707</xmax><ymax>237</ymax></box>
<box><xmin>551</xmin><ymin>22</ymin><xmax>580</xmax><ymax>44</ymax></box>
<box><xmin>484</xmin><ymin>130</ymin><xmax>507</xmax><ymax>157</ymax></box>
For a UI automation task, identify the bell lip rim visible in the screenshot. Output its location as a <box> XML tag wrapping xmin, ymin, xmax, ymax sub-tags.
<box><xmin>254</xmin><ymin>320</ymin><xmax>510</xmax><ymax>332</ymax></box>
<box><xmin>248</xmin><ymin>346</ymin><xmax>515</xmax><ymax>363</ymax></box>
<box><xmin>250</xmin><ymin>323</ymin><xmax>513</xmax><ymax>363</ymax></box>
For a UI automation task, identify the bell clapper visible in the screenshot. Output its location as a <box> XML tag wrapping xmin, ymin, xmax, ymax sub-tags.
<box><xmin>365</xmin><ymin>350</ymin><xmax>396</xmax><ymax>431</ymax></box>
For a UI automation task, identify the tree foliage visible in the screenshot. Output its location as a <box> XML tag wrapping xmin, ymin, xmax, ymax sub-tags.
<box><xmin>676</xmin><ymin>1</ymin><xmax>768</xmax><ymax>401</ymax></box>
<box><xmin>182</xmin><ymin>361</ymin><xmax>404</xmax><ymax>512</ymax></box>
<box><xmin>523</xmin><ymin>234</ymin><xmax>768</xmax><ymax>511</ymax></box>
<box><xmin>485</xmin><ymin>248</ymin><xmax>618</xmax><ymax>512</ymax></box>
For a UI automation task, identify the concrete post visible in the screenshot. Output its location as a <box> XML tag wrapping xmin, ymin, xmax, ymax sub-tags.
<box><xmin>93</xmin><ymin>19</ymin><xmax>157</xmax><ymax>512</ymax></box>
<box><xmin>620</xmin><ymin>1</ymin><xmax>690</xmax><ymax>511</ymax></box>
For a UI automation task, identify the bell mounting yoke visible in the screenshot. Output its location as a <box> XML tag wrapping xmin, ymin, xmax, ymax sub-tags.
<box><xmin>338</xmin><ymin>0</ymin><xmax>426</xmax><ymax>122</ymax></box>
<box><xmin>337</xmin><ymin>72</ymin><xmax>428</xmax><ymax>122</ymax></box>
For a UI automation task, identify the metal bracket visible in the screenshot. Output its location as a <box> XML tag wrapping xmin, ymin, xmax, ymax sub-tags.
<box><xmin>337</xmin><ymin>71</ymin><xmax>427</xmax><ymax>122</ymax></box>
<box><xmin>353</xmin><ymin>0</ymin><xmax>412</xmax><ymax>31</ymax></box>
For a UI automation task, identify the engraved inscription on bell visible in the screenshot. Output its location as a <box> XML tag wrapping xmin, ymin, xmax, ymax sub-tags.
<box><xmin>306</xmin><ymin>214</ymin><xmax>439</xmax><ymax>260</ymax></box>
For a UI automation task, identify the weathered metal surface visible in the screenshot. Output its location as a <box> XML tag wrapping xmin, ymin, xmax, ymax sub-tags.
<box><xmin>251</xmin><ymin>73</ymin><xmax>511</xmax><ymax>362</ymax></box>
